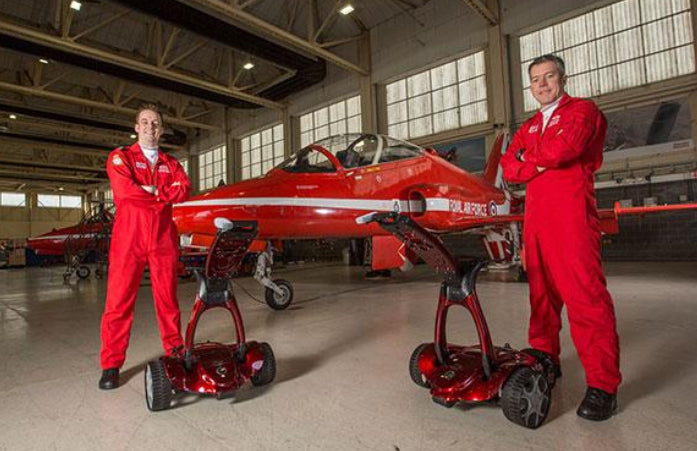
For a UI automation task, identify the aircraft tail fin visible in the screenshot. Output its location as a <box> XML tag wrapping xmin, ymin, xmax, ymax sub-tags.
<box><xmin>482</xmin><ymin>132</ymin><xmax>508</xmax><ymax>188</ymax></box>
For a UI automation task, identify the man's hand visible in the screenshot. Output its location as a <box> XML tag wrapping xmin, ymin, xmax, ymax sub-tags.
<box><xmin>515</xmin><ymin>148</ymin><xmax>525</xmax><ymax>162</ymax></box>
<box><xmin>140</xmin><ymin>185</ymin><xmax>158</xmax><ymax>195</ymax></box>
<box><xmin>536</xmin><ymin>166</ymin><xmax>546</xmax><ymax>173</ymax></box>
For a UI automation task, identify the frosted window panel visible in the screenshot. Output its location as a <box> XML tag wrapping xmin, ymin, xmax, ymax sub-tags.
<box><xmin>262</xmin><ymin>144</ymin><xmax>273</xmax><ymax>160</ymax></box>
<box><xmin>347</xmin><ymin>116</ymin><xmax>361</xmax><ymax>133</ymax></box>
<box><xmin>274</xmin><ymin>156</ymin><xmax>284</xmax><ymax>165</ymax></box>
<box><xmin>596</xmin><ymin>66</ymin><xmax>618</xmax><ymax>94</ymax></box>
<box><xmin>433</xmin><ymin>109</ymin><xmax>459</xmax><ymax>134</ymax></box>
<box><xmin>273</xmin><ymin>124</ymin><xmax>283</xmax><ymax>140</ymax></box>
<box><xmin>250</xmin><ymin>133</ymin><xmax>260</xmax><ymax>149</ymax></box>
<box><xmin>301</xmin><ymin>131</ymin><xmax>312</xmax><ymax>147</ymax></box>
<box><xmin>300</xmin><ymin>113</ymin><xmax>312</xmax><ymax>131</ymax></box>
<box><xmin>432</xmin><ymin>85</ymin><xmax>459</xmax><ymax>112</ymax></box>
<box><xmin>473</xmin><ymin>51</ymin><xmax>485</xmax><ymax>75</ymax></box>
<box><xmin>568</xmin><ymin>73</ymin><xmax>592</xmax><ymax>98</ymax></box>
<box><xmin>538</xmin><ymin>28</ymin><xmax>556</xmax><ymax>55</ymax></box>
<box><xmin>408</xmin><ymin>93</ymin><xmax>432</xmax><ymax>118</ymax></box>
<box><xmin>459</xmin><ymin>105</ymin><xmax>477</xmax><ymax>126</ymax></box>
<box><xmin>330</xmin><ymin>120</ymin><xmax>346</xmax><ymax>135</ymax></box>
<box><xmin>386</xmin><ymin>81</ymin><xmax>406</xmax><ymax>103</ymax></box>
<box><xmin>523</xmin><ymin>89</ymin><xmax>538</xmax><ymax>111</ymax></box>
<box><xmin>644</xmin><ymin>18</ymin><xmax>676</xmax><ymax>54</ymax></box>
<box><xmin>251</xmin><ymin>147</ymin><xmax>261</xmax><ymax>163</ymax></box>
<box><xmin>672</xmin><ymin>0</ymin><xmax>689</xmax><ymax>11</ymax></box>
<box><xmin>203</xmin><ymin>165</ymin><xmax>211</xmax><ymax>179</ymax></box>
<box><xmin>346</xmin><ymin>96</ymin><xmax>360</xmax><ymax>116</ymax></box>
<box><xmin>458</xmin><ymin>54</ymin><xmax>477</xmax><ymax>79</ymax></box>
<box><xmin>568</xmin><ymin>43</ymin><xmax>595</xmax><ymax>72</ymax></box>
<box><xmin>252</xmin><ymin>163</ymin><xmax>261</xmax><ymax>178</ymax></box>
<box><xmin>61</xmin><ymin>196</ymin><xmax>81</xmax><ymax>208</ymax></box>
<box><xmin>614</xmin><ymin>28</ymin><xmax>642</xmax><ymax>62</ymax></box>
<box><xmin>329</xmin><ymin>102</ymin><xmax>345</xmax><ymax>120</ymax></box>
<box><xmin>596</xmin><ymin>36</ymin><xmax>617</xmax><ymax>68</ymax></box>
<box><xmin>409</xmin><ymin>116</ymin><xmax>432</xmax><ymax>138</ymax></box>
<box><xmin>314</xmin><ymin>108</ymin><xmax>328</xmax><ymax>126</ymax></box>
<box><xmin>388</xmin><ymin>122</ymin><xmax>408</xmax><ymax>140</ymax></box>
<box><xmin>407</xmin><ymin>72</ymin><xmax>430</xmax><ymax>97</ymax></box>
<box><xmin>521</xmin><ymin>63</ymin><xmax>531</xmax><ymax>89</ymax></box>
<box><xmin>673</xmin><ymin>13</ymin><xmax>693</xmax><ymax>46</ymax></box>
<box><xmin>459</xmin><ymin>78</ymin><xmax>484</xmax><ymax>105</ymax></box>
<box><xmin>388</xmin><ymin>100</ymin><xmax>408</xmax><ymax>123</ymax></box>
<box><xmin>594</xmin><ymin>7</ymin><xmax>613</xmax><ymax>38</ymax></box>
<box><xmin>38</xmin><ymin>194</ymin><xmax>60</xmax><ymax>207</ymax></box>
<box><xmin>262</xmin><ymin>128</ymin><xmax>272</xmax><ymax>143</ymax></box>
<box><xmin>242</xmin><ymin>166</ymin><xmax>250</xmax><ymax>180</ymax></box>
<box><xmin>641</xmin><ymin>0</ymin><xmax>672</xmax><ymax>21</ymax></box>
<box><xmin>520</xmin><ymin>33</ymin><xmax>540</xmax><ymax>62</ymax></box>
<box><xmin>646</xmin><ymin>51</ymin><xmax>678</xmax><ymax>83</ymax></box>
<box><xmin>262</xmin><ymin>159</ymin><xmax>273</xmax><ymax>173</ymax></box>
<box><xmin>315</xmin><ymin>125</ymin><xmax>329</xmax><ymax>141</ymax></box>
<box><xmin>241</xmin><ymin>151</ymin><xmax>250</xmax><ymax>166</ymax></box>
<box><xmin>616</xmin><ymin>59</ymin><xmax>646</xmax><ymax>89</ymax></box>
<box><xmin>274</xmin><ymin>141</ymin><xmax>284</xmax><ymax>158</ymax></box>
<box><xmin>431</xmin><ymin>62</ymin><xmax>457</xmax><ymax>89</ymax></box>
<box><xmin>676</xmin><ymin>45</ymin><xmax>696</xmax><ymax>75</ymax></box>
<box><xmin>562</xmin><ymin>15</ymin><xmax>589</xmax><ymax>48</ymax></box>
<box><xmin>475</xmin><ymin>101</ymin><xmax>488</xmax><ymax>123</ymax></box>
<box><xmin>241</xmin><ymin>138</ymin><xmax>250</xmax><ymax>152</ymax></box>
<box><xmin>612</xmin><ymin>0</ymin><xmax>640</xmax><ymax>31</ymax></box>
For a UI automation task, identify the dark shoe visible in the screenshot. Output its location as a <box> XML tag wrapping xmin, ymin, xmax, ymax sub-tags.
<box><xmin>523</xmin><ymin>348</ymin><xmax>561</xmax><ymax>387</ymax></box>
<box><xmin>99</xmin><ymin>368</ymin><xmax>119</xmax><ymax>390</ymax></box>
<box><xmin>577</xmin><ymin>387</ymin><xmax>618</xmax><ymax>421</ymax></box>
<box><xmin>365</xmin><ymin>269</ymin><xmax>392</xmax><ymax>279</ymax></box>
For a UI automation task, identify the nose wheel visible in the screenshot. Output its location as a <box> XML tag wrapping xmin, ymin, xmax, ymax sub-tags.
<box><xmin>264</xmin><ymin>279</ymin><xmax>293</xmax><ymax>310</ymax></box>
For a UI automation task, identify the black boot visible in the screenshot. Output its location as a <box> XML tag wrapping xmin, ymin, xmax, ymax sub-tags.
<box><xmin>99</xmin><ymin>368</ymin><xmax>120</xmax><ymax>390</ymax></box>
<box><xmin>577</xmin><ymin>386</ymin><xmax>617</xmax><ymax>421</ymax></box>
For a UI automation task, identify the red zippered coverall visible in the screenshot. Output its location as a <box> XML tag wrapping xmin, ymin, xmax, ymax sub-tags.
<box><xmin>100</xmin><ymin>143</ymin><xmax>191</xmax><ymax>369</ymax></box>
<box><xmin>500</xmin><ymin>94</ymin><xmax>621</xmax><ymax>394</ymax></box>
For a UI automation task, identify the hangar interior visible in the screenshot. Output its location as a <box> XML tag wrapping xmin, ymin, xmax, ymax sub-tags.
<box><xmin>1</xmin><ymin>0</ymin><xmax>697</xmax><ymax>449</ymax></box>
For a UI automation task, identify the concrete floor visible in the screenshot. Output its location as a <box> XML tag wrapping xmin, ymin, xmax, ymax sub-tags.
<box><xmin>1</xmin><ymin>261</ymin><xmax>696</xmax><ymax>450</ymax></box>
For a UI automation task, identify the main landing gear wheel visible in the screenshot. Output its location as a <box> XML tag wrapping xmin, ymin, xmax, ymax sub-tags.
<box><xmin>409</xmin><ymin>343</ymin><xmax>434</xmax><ymax>388</ymax></box>
<box><xmin>76</xmin><ymin>266</ymin><xmax>90</xmax><ymax>279</ymax></box>
<box><xmin>250</xmin><ymin>343</ymin><xmax>276</xmax><ymax>386</ymax></box>
<box><xmin>500</xmin><ymin>366</ymin><xmax>550</xmax><ymax>429</ymax></box>
<box><xmin>265</xmin><ymin>279</ymin><xmax>293</xmax><ymax>310</ymax></box>
<box><xmin>145</xmin><ymin>359</ymin><xmax>173</xmax><ymax>412</ymax></box>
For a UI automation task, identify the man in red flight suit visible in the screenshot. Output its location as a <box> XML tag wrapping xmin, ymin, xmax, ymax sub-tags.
<box><xmin>500</xmin><ymin>54</ymin><xmax>620</xmax><ymax>421</ymax></box>
<box><xmin>99</xmin><ymin>104</ymin><xmax>191</xmax><ymax>390</ymax></box>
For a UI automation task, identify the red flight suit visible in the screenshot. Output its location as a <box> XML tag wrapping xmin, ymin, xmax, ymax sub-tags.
<box><xmin>100</xmin><ymin>143</ymin><xmax>191</xmax><ymax>369</ymax></box>
<box><xmin>500</xmin><ymin>94</ymin><xmax>621</xmax><ymax>394</ymax></box>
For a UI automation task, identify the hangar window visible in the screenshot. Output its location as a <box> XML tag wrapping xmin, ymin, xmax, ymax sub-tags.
<box><xmin>241</xmin><ymin>123</ymin><xmax>284</xmax><ymax>180</ymax></box>
<box><xmin>300</xmin><ymin>95</ymin><xmax>362</xmax><ymax>147</ymax></box>
<box><xmin>179</xmin><ymin>158</ymin><xmax>188</xmax><ymax>175</ymax></box>
<box><xmin>386</xmin><ymin>50</ymin><xmax>488</xmax><ymax>140</ymax></box>
<box><xmin>198</xmin><ymin>144</ymin><xmax>227</xmax><ymax>191</ymax></box>
<box><xmin>103</xmin><ymin>189</ymin><xmax>113</xmax><ymax>207</ymax></box>
<box><xmin>519</xmin><ymin>0</ymin><xmax>695</xmax><ymax>111</ymax></box>
<box><xmin>0</xmin><ymin>192</ymin><xmax>26</xmax><ymax>207</ymax></box>
<box><xmin>37</xmin><ymin>194</ymin><xmax>82</xmax><ymax>209</ymax></box>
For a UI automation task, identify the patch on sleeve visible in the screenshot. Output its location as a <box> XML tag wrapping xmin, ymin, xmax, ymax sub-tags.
<box><xmin>112</xmin><ymin>154</ymin><xmax>123</xmax><ymax>166</ymax></box>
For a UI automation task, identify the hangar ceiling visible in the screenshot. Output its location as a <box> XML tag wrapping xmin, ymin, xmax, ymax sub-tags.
<box><xmin>0</xmin><ymin>0</ymin><xmax>432</xmax><ymax>194</ymax></box>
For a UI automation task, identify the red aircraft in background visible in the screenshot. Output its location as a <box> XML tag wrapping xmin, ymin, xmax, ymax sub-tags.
<box><xmin>172</xmin><ymin>132</ymin><xmax>697</xmax><ymax>309</ymax></box>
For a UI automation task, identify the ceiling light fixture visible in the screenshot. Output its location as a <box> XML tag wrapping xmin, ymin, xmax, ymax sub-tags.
<box><xmin>9</xmin><ymin>114</ymin><xmax>17</xmax><ymax>120</ymax></box>
<box><xmin>339</xmin><ymin>4</ymin><xmax>354</xmax><ymax>15</ymax></box>
<box><xmin>70</xmin><ymin>1</ymin><xmax>82</xmax><ymax>11</ymax></box>
<box><xmin>130</xmin><ymin>134</ymin><xmax>137</xmax><ymax>139</ymax></box>
<box><xmin>243</xmin><ymin>62</ymin><xmax>255</xmax><ymax>70</ymax></box>
<box><xmin>39</xmin><ymin>58</ymin><xmax>49</xmax><ymax>64</ymax></box>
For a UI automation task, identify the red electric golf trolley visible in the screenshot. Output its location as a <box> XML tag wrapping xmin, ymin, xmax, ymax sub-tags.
<box><xmin>145</xmin><ymin>218</ymin><xmax>276</xmax><ymax>411</ymax></box>
<box><xmin>358</xmin><ymin>212</ymin><xmax>554</xmax><ymax>428</ymax></box>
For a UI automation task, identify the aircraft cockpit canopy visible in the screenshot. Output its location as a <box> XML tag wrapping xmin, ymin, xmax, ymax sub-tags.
<box><xmin>277</xmin><ymin>134</ymin><xmax>424</xmax><ymax>174</ymax></box>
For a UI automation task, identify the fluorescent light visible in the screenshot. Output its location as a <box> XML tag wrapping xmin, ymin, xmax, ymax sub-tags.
<box><xmin>130</xmin><ymin>134</ymin><xmax>137</xmax><ymax>139</ymax></box>
<box><xmin>243</xmin><ymin>62</ymin><xmax>255</xmax><ymax>70</ymax></box>
<box><xmin>9</xmin><ymin>114</ymin><xmax>17</xmax><ymax>120</ymax></box>
<box><xmin>70</xmin><ymin>1</ymin><xmax>82</xmax><ymax>11</ymax></box>
<box><xmin>58</xmin><ymin>186</ymin><xmax>65</xmax><ymax>191</ymax></box>
<box><xmin>39</xmin><ymin>58</ymin><xmax>49</xmax><ymax>64</ymax></box>
<box><xmin>339</xmin><ymin>4</ymin><xmax>354</xmax><ymax>15</ymax></box>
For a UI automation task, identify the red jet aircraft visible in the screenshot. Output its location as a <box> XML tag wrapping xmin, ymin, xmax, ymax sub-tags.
<box><xmin>172</xmin><ymin>133</ymin><xmax>697</xmax><ymax>309</ymax></box>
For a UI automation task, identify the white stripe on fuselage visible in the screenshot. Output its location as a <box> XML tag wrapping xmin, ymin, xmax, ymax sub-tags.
<box><xmin>177</xmin><ymin>197</ymin><xmax>510</xmax><ymax>217</ymax></box>
<box><xmin>28</xmin><ymin>233</ymin><xmax>99</xmax><ymax>241</ymax></box>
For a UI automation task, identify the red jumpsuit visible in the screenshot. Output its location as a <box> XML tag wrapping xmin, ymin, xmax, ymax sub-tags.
<box><xmin>100</xmin><ymin>143</ymin><xmax>191</xmax><ymax>370</ymax></box>
<box><xmin>500</xmin><ymin>94</ymin><xmax>621</xmax><ymax>394</ymax></box>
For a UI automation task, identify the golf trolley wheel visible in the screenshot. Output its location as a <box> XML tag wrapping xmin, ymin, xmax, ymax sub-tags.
<box><xmin>265</xmin><ymin>279</ymin><xmax>293</xmax><ymax>310</ymax></box>
<box><xmin>500</xmin><ymin>366</ymin><xmax>551</xmax><ymax>429</ymax></box>
<box><xmin>250</xmin><ymin>343</ymin><xmax>276</xmax><ymax>386</ymax></box>
<box><xmin>145</xmin><ymin>360</ymin><xmax>173</xmax><ymax>412</ymax></box>
<box><xmin>409</xmin><ymin>343</ymin><xmax>434</xmax><ymax>388</ymax></box>
<box><xmin>76</xmin><ymin>266</ymin><xmax>91</xmax><ymax>279</ymax></box>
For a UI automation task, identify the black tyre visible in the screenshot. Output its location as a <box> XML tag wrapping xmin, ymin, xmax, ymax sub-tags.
<box><xmin>250</xmin><ymin>343</ymin><xmax>276</xmax><ymax>386</ymax></box>
<box><xmin>265</xmin><ymin>279</ymin><xmax>293</xmax><ymax>310</ymax></box>
<box><xmin>409</xmin><ymin>343</ymin><xmax>433</xmax><ymax>388</ymax></box>
<box><xmin>145</xmin><ymin>359</ymin><xmax>173</xmax><ymax>412</ymax></box>
<box><xmin>76</xmin><ymin>266</ymin><xmax>91</xmax><ymax>279</ymax></box>
<box><xmin>500</xmin><ymin>366</ymin><xmax>551</xmax><ymax>429</ymax></box>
